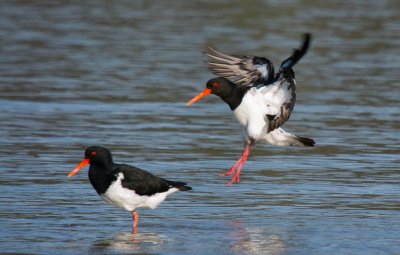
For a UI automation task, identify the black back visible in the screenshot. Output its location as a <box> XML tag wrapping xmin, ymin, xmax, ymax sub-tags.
<box><xmin>114</xmin><ymin>164</ymin><xmax>190</xmax><ymax>196</ymax></box>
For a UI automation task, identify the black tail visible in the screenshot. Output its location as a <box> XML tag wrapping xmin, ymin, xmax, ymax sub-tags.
<box><xmin>295</xmin><ymin>135</ymin><xmax>315</xmax><ymax>147</ymax></box>
<box><xmin>166</xmin><ymin>180</ymin><xmax>192</xmax><ymax>191</ymax></box>
<box><xmin>279</xmin><ymin>33</ymin><xmax>311</xmax><ymax>72</ymax></box>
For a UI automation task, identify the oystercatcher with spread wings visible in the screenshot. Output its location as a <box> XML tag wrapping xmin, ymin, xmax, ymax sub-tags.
<box><xmin>187</xmin><ymin>33</ymin><xmax>315</xmax><ymax>185</ymax></box>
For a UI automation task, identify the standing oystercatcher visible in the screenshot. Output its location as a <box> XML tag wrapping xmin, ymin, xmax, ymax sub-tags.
<box><xmin>187</xmin><ymin>33</ymin><xmax>315</xmax><ymax>185</ymax></box>
<box><xmin>67</xmin><ymin>146</ymin><xmax>192</xmax><ymax>232</ymax></box>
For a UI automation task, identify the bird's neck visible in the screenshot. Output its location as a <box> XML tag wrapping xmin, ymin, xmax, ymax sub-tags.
<box><xmin>88</xmin><ymin>164</ymin><xmax>117</xmax><ymax>195</ymax></box>
<box><xmin>220</xmin><ymin>85</ymin><xmax>250</xmax><ymax>111</ymax></box>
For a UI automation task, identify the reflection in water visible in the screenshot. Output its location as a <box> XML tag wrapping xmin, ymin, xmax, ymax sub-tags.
<box><xmin>229</xmin><ymin>221</ymin><xmax>286</xmax><ymax>255</ymax></box>
<box><xmin>92</xmin><ymin>231</ymin><xmax>169</xmax><ymax>253</ymax></box>
<box><xmin>91</xmin><ymin>221</ymin><xmax>287</xmax><ymax>254</ymax></box>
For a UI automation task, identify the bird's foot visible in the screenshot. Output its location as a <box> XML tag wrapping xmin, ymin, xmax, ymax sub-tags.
<box><xmin>221</xmin><ymin>145</ymin><xmax>251</xmax><ymax>185</ymax></box>
<box><xmin>219</xmin><ymin>158</ymin><xmax>242</xmax><ymax>176</ymax></box>
<box><xmin>225</xmin><ymin>160</ymin><xmax>245</xmax><ymax>185</ymax></box>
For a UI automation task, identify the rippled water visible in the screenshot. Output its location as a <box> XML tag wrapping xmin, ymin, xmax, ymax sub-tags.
<box><xmin>1</xmin><ymin>1</ymin><xmax>399</xmax><ymax>254</ymax></box>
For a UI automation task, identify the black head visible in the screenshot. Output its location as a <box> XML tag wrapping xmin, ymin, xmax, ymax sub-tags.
<box><xmin>187</xmin><ymin>77</ymin><xmax>249</xmax><ymax>110</ymax></box>
<box><xmin>186</xmin><ymin>77</ymin><xmax>250</xmax><ymax>110</ymax></box>
<box><xmin>205</xmin><ymin>77</ymin><xmax>237</xmax><ymax>98</ymax></box>
<box><xmin>84</xmin><ymin>146</ymin><xmax>113</xmax><ymax>167</ymax></box>
<box><xmin>68</xmin><ymin>146</ymin><xmax>114</xmax><ymax>177</ymax></box>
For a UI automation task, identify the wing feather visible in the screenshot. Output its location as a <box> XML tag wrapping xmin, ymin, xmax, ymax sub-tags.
<box><xmin>114</xmin><ymin>165</ymin><xmax>170</xmax><ymax>196</ymax></box>
<box><xmin>279</xmin><ymin>33</ymin><xmax>311</xmax><ymax>73</ymax></box>
<box><xmin>205</xmin><ymin>47</ymin><xmax>275</xmax><ymax>86</ymax></box>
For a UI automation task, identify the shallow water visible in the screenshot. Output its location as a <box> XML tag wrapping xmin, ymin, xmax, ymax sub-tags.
<box><xmin>0</xmin><ymin>1</ymin><xmax>399</xmax><ymax>254</ymax></box>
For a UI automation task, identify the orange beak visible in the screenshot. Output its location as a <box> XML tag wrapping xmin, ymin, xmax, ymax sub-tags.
<box><xmin>67</xmin><ymin>158</ymin><xmax>90</xmax><ymax>177</ymax></box>
<box><xmin>186</xmin><ymin>88</ymin><xmax>212</xmax><ymax>106</ymax></box>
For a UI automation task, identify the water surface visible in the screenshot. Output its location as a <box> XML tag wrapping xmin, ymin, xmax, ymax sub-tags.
<box><xmin>0</xmin><ymin>1</ymin><xmax>399</xmax><ymax>254</ymax></box>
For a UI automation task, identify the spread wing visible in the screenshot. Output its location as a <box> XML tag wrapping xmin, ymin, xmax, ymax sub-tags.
<box><xmin>278</xmin><ymin>33</ymin><xmax>311</xmax><ymax>75</ymax></box>
<box><xmin>205</xmin><ymin>47</ymin><xmax>275</xmax><ymax>86</ymax></box>
<box><xmin>263</xmin><ymin>33</ymin><xmax>310</xmax><ymax>131</ymax></box>
<box><xmin>260</xmin><ymin>70</ymin><xmax>296</xmax><ymax>132</ymax></box>
<box><xmin>205</xmin><ymin>33</ymin><xmax>311</xmax><ymax>87</ymax></box>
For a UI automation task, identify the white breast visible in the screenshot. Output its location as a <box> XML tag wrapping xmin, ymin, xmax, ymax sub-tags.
<box><xmin>232</xmin><ymin>88</ymin><xmax>270</xmax><ymax>141</ymax></box>
<box><xmin>100</xmin><ymin>173</ymin><xmax>179</xmax><ymax>211</ymax></box>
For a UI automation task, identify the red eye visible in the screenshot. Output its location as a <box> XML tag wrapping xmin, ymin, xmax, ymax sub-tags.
<box><xmin>212</xmin><ymin>82</ymin><xmax>219</xmax><ymax>87</ymax></box>
<box><xmin>91</xmin><ymin>151</ymin><xmax>97</xmax><ymax>156</ymax></box>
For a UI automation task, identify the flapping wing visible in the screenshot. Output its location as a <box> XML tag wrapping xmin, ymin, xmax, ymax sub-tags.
<box><xmin>205</xmin><ymin>47</ymin><xmax>275</xmax><ymax>86</ymax></box>
<box><xmin>279</xmin><ymin>33</ymin><xmax>311</xmax><ymax>73</ymax></box>
<box><xmin>263</xmin><ymin>33</ymin><xmax>310</xmax><ymax>132</ymax></box>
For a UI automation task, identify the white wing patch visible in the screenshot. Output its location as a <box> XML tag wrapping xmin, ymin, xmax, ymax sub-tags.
<box><xmin>100</xmin><ymin>173</ymin><xmax>179</xmax><ymax>211</ymax></box>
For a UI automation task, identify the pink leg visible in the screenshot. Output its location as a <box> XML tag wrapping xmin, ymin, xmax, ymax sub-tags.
<box><xmin>131</xmin><ymin>210</ymin><xmax>139</xmax><ymax>233</ymax></box>
<box><xmin>221</xmin><ymin>145</ymin><xmax>251</xmax><ymax>185</ymax></box>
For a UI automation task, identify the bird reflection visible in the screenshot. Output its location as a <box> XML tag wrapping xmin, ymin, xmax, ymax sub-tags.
<box><xmin>228</xmin><ymin>220</ymin><xmax>286</xmax><ymax>255</ymax></box>
<box><xmin>92</xmin><ymin>231</ymin><xmax>169</xmax><ymax>253</ymax></box>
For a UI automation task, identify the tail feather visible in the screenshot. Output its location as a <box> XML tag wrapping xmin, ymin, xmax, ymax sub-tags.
<box><xmin>295</xmin><ymin>135</ymin><xmax>315</xmax><ymax>147</ymax></box>
<box><xmin>263</xmin><ymin>127</ymin><xmax>315</xmax><ymax>147</ymax></box>
<box><xmin>166</xmin><ymin>180</ymin><xmax>192</xmax><ymax>191</ymax></box>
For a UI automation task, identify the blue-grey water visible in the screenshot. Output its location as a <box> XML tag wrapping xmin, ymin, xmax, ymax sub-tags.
<box><xmin>0</xmin><ymin>1</ymin><xmax>399</xmax><ymax>254</ymax></box>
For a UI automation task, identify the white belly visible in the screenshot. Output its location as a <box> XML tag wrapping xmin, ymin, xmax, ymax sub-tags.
<box><xmin>233</xmin><ymin>91</ymin><xmax>268</xmax><ymax>141</ymax></box>
<box><xmin>100</xmin><ymin>173</ymin><xmax>178</xmax><ymax>211</ymax></box>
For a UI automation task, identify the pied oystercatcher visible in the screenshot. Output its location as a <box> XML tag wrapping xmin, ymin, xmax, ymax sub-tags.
<box><xmin>67</xmin><ymin>146</ymin><xmax>192</xmax><ymax>232</ymax></box>
<box><xmin>187</xmin><ymin>33</ymin><xmax>315</xmax><ymax>185</ymax></box>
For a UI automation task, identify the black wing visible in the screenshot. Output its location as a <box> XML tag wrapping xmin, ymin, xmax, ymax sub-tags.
<box><xmin>113</xmin><ymin>164</ymin><xmax>191</xmax><ymax>196</ymax></box>
<box><xmin>205</xmin><ymin>47</ymin><xmax>275</xmax><ymax>86</ymax></box>
<box><xmin>114</xmin><ymin>164</ymin><xmax>171</xmax><ymax>196</ymax></box>
<box><xmin>278</xmin><ymin>33</ymin><xmax>311</xmax><ymax>74</ymax></box>
<box><xmin>263</xmin><ymin>33</ymin><xmax>311</xmax><ymax>131</ymax></box>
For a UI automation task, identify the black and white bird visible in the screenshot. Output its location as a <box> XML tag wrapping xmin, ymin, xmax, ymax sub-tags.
<box><xmin>187</xmin><ymin>33</ymin><xmax>315</xmax><ymax>185</ymax></box>
<box><xmin>67</xmin><ymin>146</ymin><xmax>192</xmax><ymax>232</ymax></box>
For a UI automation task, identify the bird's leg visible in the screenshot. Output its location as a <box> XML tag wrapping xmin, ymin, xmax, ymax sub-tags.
<box><xmin>131</xmin><ymin>210</ymin><xmax>139</xmax><ymax>233</ymax></box>
<box><xmin>225</xmin><ymin>144</ymin><xmax>250</xmax><ymax>185</ymax></box>
<box><xmin>219</xmin><ymin>144</ymin><xmax>251</xmax><ymax>185</ymax></box>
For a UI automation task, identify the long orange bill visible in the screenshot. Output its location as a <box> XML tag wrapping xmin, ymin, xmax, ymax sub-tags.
<box><xmin>186</xmin><ymin>88</ymin><xmax>212</xmax><ymax>105</ymax></box>
<box><xmin>67</xmin><ymin>158</ymin><xmax>90</xmax><ymax>177</ymax></box>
